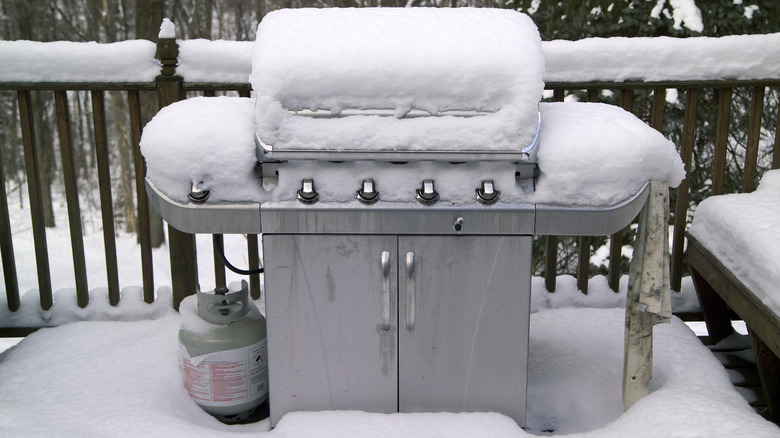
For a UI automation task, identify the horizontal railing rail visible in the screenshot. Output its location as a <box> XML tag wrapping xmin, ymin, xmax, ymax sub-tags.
<box><xmin>1</xmin><ymin>34</ymin><xmax>778</xmax><ymax>334</ymax></box>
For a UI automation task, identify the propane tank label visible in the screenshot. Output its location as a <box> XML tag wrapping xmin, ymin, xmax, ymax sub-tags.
<box><xmin>181</xmin><ymin>339</ymin><xmax>268</xmax><ymax>407</ymax></box>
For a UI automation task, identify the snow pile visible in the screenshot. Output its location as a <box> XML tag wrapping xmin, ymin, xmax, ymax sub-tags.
<box><xmin>1</xmin><ymin>307</ymin><xmax>777</xmax><ymax>437</ymax></box>
<box><xmin>159</xmin><ymin>17</ymin><xmax>176</xmax><ymax>39</ymax></box>
<box><xmin>544</xmin><ymin>32</ymin><xmax>780</xmax><ymax>82</ymax></box>
<box><xmin>530</xmin><ymin>275</ymin><xmax>700</xmax><ymax>313</ymax></box>
<box><xmin>688</xmin><ymin>170</ymin><xmax>780</xmax><ymax>316</ymax></box>
<box><xmin>140</xmin><ymin>96</ymin><xmax>262</xmax><ymax>203</ymax></box>
<box><xmin>0</xmin><ymin>286</ymin><xmax>171</xmax><ymax>328</ymax></box>
<box><xmin>178</xmin><ymin>40</ymin><xmax>254</xmax><ymax>83</ymax></box>
<box><xmin>273</xmin><ymin>411</ymin><xmax>522</xmax><ymax>437</ymax></box>
<box><xmin>250</xmin><ymin>8</ymin><xmax>544</xmax><ymax>152</ymax></box>
<box><xmin>531</xmin><ymin>102</ymin><xmax>685</xmax><ymax>206</ymax></box>
<box><xmin>0</xmin><ymin>40</ymin><xmax>159</xmax><ymax>83</ymax></box>
<box><xmin>650</xmin><ymin>0</ymin><xmax>704</xmax><ymax>32</ymax></box>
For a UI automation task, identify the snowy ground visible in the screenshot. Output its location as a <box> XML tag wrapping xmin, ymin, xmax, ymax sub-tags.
<box><xmin>1</xmin><ymin>304</ymin><xmax>778</xmax><ymax>437</ymax></box>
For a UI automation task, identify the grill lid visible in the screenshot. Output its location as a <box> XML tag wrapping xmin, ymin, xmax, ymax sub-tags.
<box><xmin>250</xmin><ymin>8</ymin><xmax>545</xmax><ymax>159</ymax></box>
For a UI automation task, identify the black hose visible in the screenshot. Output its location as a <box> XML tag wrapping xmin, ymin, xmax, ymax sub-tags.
<box><xmin>213</xmin><ymin>234</ymin><xmax>264</xmax><ymax>276</ymax></box>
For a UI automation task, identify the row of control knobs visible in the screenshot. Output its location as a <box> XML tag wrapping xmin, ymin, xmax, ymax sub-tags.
<box><xmin>297</xmin><ymin>178</ymin><xmax>501</xmax><ymax>205</ymax></box>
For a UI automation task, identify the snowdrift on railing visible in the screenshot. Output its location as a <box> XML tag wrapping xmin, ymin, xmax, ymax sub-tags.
<box><xmin>0</xmin><ymin>40</ymin><xmax>159</xmax><ymax>83</ymax></box>
<box><xmin>544</xmin><ymin>34</ymin><xmax>780</xmax><ymax>83</ymax></box>
<box><xmin>2</xmin><ymin>31</ymin><xmax>779</xmax><ymax>84</ymax></box>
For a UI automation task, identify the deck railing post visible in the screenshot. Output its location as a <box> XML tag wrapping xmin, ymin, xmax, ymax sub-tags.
<box><xmin>17</xmin><ymin>90</ymin><xmax>53</xmax><ymax>310</ymax></box>
<box><xmin>671</xmin><ymin>88</ymin><xmax>699</xmax><ymax>291</ymax></box>
<box><xmin>91</xmin><ymin>90</ymin><xmax>121</xmax><ymax>306</ymax></box>
<box><xmin>54</xmin><ymin>90</ymin><xmax>89</xmax><ymax>308</ymax></box>
<box><xmin>128</xmin><ymin>90</ymin><xmax>156</xmax><ymax>303</ymax></box>
<box><xmin>0</xmin><ymin>143</ymin><xmax>20</xmax><ymax>311</ymax></box>
<box><xmin>774</xmin><ymin>101</ymin><xmax>780</xmax><ymax>170</ymax></box>
<box><xmin>742</xmin><ymin>86</ymin><xmax>765</xmax><ymax>193</ymax></box>
<box><xmin>712</xmin><ymin>87</ymin><xmax>733</xmax><ymax>196</ymax></box>
<box><xmin>156</xmin><ymin>23</ymin><xmax>198</xmax><ymax>311</ymax></box>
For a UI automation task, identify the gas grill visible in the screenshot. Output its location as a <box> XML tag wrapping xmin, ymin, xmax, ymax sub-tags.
<box><xmin>143</xmin><ymin>8</ymin><xmax>651</xmax><ymax>428</ymax></box>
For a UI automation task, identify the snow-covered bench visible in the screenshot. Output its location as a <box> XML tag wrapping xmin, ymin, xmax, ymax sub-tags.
<box><xmin>687</xmin><ymin>169</ymin><xmax>780</xmax><ymax>422</ymax></box>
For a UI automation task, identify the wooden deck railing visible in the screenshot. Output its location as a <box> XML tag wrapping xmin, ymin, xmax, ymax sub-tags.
<box><xmin>544</xmin><ymin>81</ymin><xmax>780</xmax><ymax>297</ymax></box>
<box><xmin>1</xmin><ymin>35</ymin><xmax>779</xmax><ymax>334</ymax></box>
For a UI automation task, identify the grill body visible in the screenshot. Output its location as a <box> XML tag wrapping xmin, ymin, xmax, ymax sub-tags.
<box><xmin>260</xmin><ymin>200</ymin><xmax>535</xmax><ymax>426</ymax></box>
<box><xmin>141</xmin><ymin>7</ymin><xmax>655</xmax><ymax>428</ymax></box>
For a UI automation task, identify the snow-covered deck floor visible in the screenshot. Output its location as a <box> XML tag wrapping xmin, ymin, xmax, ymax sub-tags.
<box><xmin>1</xmin><ymin>287</ymin><xmax>778</xmax><ymax>437</ymax></box>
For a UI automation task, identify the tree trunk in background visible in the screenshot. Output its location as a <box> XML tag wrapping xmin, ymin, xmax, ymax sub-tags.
<box><xmin>74</xmin><ymin>93</ymin><xmax>93</xmax><ymax>181</ymax></box>
<box><xmin>12</xmin><ymin>0</ymin><xmax>57</xmax><ymax>227</ymax></box>
<box><xmin>255</xmin><ymin>0</ymin><xmax>266</xmax><ymax>23</ymax></box>
<box><xmin>33</xmin><ymin>91</ymin><xmax>56</xmax><ymax>228</ymax></box>
<box><xmin>98</xmin><ymin>0</ymin><xmax>137</xmax><ymax>235</ymax></box>
<box><xmin>194</xmin><ymin>0</ymin><xmax>213</xmax><ymax>38</ymax></box>
<box><xmin>0</xmin><ymin>92</ymin><xmax>23</xmax><ymax>196</ymax></box>
<box><xmin>111</xmin><ymin>92</ymin><xmax>137</xmax><ymax>234</ymax></box>
<box><xmin>136</xmin><ymin>0</ymin><xmax>166</xmax><ymax>248</ymax></box>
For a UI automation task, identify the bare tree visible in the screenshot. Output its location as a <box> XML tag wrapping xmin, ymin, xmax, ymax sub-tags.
<box><xmin>9</xmin><ymin>0</ymin><xmax>57</xmax><ymax>227</ymax></box>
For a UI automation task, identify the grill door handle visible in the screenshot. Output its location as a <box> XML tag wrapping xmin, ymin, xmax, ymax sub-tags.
<box><xmin>405</xmin><ymin>251</ymin><xmax>416</xmax><ymax>331</ymax></box>
<box><xmin>380</xmin><ymin>251</ymin><xmax>391</xmax><ymax>331</ymax></box>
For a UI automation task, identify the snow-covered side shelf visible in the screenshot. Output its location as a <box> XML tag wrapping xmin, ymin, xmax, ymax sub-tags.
<box><xmin>0</xmin><ymin>40</ymin><xmax>159</xmax><ymax>82</ymax></box>
<box><xmin>140</xmin><ymin>96</ymin><xmax>261</xmax><ymax>203</ymax></box>
<box><xmin>250</xmin><ymin>8</ymin><xmax>544</xmax><ymax>152</ymax></box>
<box><xmin>531</xmin><ymin>102</ymin><xmax>685</xmax><ymax>207</ymax></box>
<box><xmin>544</xmin><ymin>33</ymin><xmax>780</xmax><ymax>83</ymax></box>
<box><xmin>688</xmin><ymin>170</ymin><xmax>780</xmax><ymax>316</ymax></box>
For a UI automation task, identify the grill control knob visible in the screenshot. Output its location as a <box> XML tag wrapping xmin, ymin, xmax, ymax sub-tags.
<box><xmin>297</xmin><ymin>178</ymin><xmax>319</xmax><ymax>204</ymax></box>
<box><xmin>188</xmin><ymin>181</ymin><xmax>210</xmax><ymax>203</ymax></box>
<box><xmin>357</xmin><ymin>178</ymin><xmax>379</xmax><ymax>205</ymax></box>
<box><xmin>476</xmin><ymin>179</ymin><xmax>500</xmax><ymax>205</ymax></box>
<box><xmin>416</xmin><ymin>179</ymin><xmax>439</xmax><ymax>205</ymax></box>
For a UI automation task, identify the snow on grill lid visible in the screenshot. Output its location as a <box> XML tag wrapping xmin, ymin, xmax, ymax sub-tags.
<box><xmin>250</xmin><ymin>8</ymin><xmax>545</xmax><ymax>152</ymax></box>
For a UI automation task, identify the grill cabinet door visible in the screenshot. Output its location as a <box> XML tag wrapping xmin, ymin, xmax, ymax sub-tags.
<box><xmin>398</xmin><ymin>235</ymin><xmax>531</xmax><ymax>425</ymax></box>
<box><xmin>264</xmin><ymin>234</ymin><xmax>398</xmax><ymax>426</ymax></box>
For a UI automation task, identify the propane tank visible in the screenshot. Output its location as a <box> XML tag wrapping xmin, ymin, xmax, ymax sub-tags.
<box><xmin>179</xmin><ymin>280</ymin><xmax>268</xmax><ymax>423</ymax></box>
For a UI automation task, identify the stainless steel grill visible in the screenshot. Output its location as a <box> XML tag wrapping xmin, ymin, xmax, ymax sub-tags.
<box><xmin>144</xmin><ymin>7</ymin><xmax>651</xmax><ymax>428</ymax></box>
<box><xmin>146</xmin><ymin>119</ymin><xmax>649</xmax><ymax>428</ymax></box>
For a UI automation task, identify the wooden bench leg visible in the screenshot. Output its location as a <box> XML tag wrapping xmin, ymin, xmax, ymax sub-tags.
<box><xmin>748</xmin><ymin>327</ymin><xmax>780</xmax><ymax>422</ymax></box>
<box><xmin>691</xmin><ymin>266</ymin><xmax>734</xmax><ymax>344</ymax></box>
